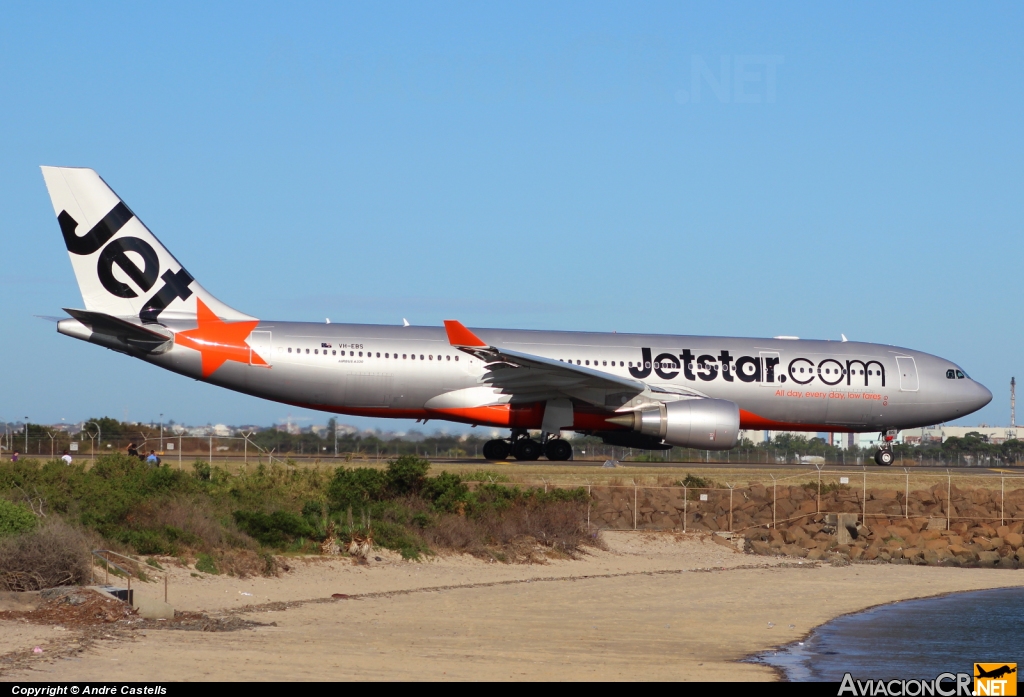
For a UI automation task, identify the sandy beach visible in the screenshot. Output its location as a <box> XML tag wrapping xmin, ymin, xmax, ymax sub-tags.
<box><xmin>4</xmin><ymin>532</ymin><xmax>1024</xmax><ymax>681</ymax></box>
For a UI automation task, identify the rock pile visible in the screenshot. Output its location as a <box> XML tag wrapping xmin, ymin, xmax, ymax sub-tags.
<box><xmin>587</xmin><ymin>481</ymin><xmax>1024</xmax><ymax>567</ymax></box>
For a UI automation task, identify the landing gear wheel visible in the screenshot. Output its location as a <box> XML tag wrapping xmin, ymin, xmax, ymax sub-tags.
<box><xmin>875</xmin><ymin>448</ymin><xmax>894</xmax><ymax>466</ymax></box>
<box><xmin>544</xmin><ymin>438</ymin><xmax>573</xmax><ymax>461</ymax></box>
<box><xmin>512</xmin><ymin>438</ymin><xmax>542</xmax><ymax>461</ymax></box>
<box><xmin>483</xmin><ymin>439</ymin><xmax>511</xmax><ymax>461</ymax></box>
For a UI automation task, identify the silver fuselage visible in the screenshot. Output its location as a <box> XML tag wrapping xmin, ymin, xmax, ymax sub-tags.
<box><xmin>141</xmin><ymin>321</ymin><xmax>992</xmax><ymax>434</ymax></box>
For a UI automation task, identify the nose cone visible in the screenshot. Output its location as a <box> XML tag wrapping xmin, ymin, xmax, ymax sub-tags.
<box><xmin>967</xmin><ymin>381</ymin><xmax>993</xmax><ymax>414</ymax></box>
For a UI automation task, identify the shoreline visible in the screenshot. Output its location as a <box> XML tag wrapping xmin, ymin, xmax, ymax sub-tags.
<box><xmin>3</xmin><ymin>533</ymin><xmax>1024</xmax><ymax>681</ymax></box>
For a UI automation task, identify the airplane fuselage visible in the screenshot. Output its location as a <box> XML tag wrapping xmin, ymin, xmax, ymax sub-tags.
<box><xmin>142</xmin><ymin>321</ymin><xmax>992</xmax><ymax>434</ymax></box>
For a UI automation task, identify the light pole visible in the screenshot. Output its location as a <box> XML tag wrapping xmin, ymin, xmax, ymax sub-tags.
<box><xmin>24</xmin><ymin>416</ymin><xmax>29</xmax><ymax>454</ymax></box>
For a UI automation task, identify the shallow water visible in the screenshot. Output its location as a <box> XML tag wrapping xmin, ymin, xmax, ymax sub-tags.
<box><xmin>756</xmin><ymin>586</ymin><xmax>1024</xmax><ymax>682</ymax></box>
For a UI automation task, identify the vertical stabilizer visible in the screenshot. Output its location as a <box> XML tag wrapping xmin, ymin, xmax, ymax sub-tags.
<box><xmin>40</xmin><ymin>166</ymin><xmax>252</xmax><ymax>323</ymax></box>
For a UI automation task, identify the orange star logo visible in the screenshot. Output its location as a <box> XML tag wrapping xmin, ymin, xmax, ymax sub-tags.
<box><xmin>175</xmin><ymin>298</ymin><xmax>266</xmax><ymax>377</ymax></box>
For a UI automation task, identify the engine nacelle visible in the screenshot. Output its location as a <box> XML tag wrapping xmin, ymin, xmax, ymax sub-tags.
<box><xmin>615</xmin><ymin>399</ymin><xmax>740</xmax><ymax>450</ymax></box>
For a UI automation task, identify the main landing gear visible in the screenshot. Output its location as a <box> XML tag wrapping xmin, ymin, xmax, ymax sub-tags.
<box><xmin>482</xmin><ymin>429</ymin><xmax>573</xmax><ymax>462</ymax></box>
<box><xmin>874</xmin><ymin>429</ymin><xmax>898</xmax><ymax>466</ymax></box>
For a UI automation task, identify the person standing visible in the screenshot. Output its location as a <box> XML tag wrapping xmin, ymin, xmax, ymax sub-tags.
<box><xmin>127</xmin><ymin>442</ymin><xmax>139</xmax><ymax>458</ymax></box>
<box><xmin>61</xmin><ymin>450</ymin><xmax>72</xmax><ymax>465</ymax></box>
<box><xmin>11</xmin><ymin>450</ymin><xmax>19</xmax><ymax>462</ymax></box>
<box><xmin>146</xmin><ymin>450</ymin><xmax>160</xmax><ymax>466</ymax></box>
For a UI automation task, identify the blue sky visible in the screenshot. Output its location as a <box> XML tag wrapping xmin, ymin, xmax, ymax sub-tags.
<box><xmin>1</xmin><ymin>2</ymin><xmax>1022</xmax><ymax>431</ymax></box>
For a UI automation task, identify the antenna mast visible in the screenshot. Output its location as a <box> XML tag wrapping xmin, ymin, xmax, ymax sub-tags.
<box><xmin>1012</xmin><ymin>377</ymin><xmax>1016</xmax><ymax>428</ymax></box>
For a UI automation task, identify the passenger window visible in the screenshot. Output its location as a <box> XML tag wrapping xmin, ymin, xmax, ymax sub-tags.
<box><xmin>377</xmin><ymin>353</ymin><xmax>380</xmax><ymax>358</ymax></box>
<box><xmin>585</xmin><ymin>360</ymin><xmax>590</xmax><ymax>366</ymax></box>
<box><xmin>305</xmin><ymin>349</ymin><xmax>310</xmax><ymax>354</ymax></box>
<box><xmin>603</xmin><ymin>361</ymin><xmax>607</xmax><ymax>366</ymax></box>
<box><xmin>454</xmin><ymin>356</ymin><xmax>459</xmax><ymax>361</ymax></box>
<box><xmin>359</xmin><ymin>352</ymin><xmax>363</xmax><ymax>357</ymax></box>
<box><xmin>446</xmin><ymin>356</ymin><xmax>450</xmax><ymax>361</ymax></box>
<box><xmin>429</xmin><ymin>355</ymin><xmax>433</xmax><ymax>360</ymax></box>
<box><xmin>946</xmin><ymin>369</ymin><xmax>955</xmax><ymax>379</ymax></box>
<box><xmin>420</xmin><ymin>355</ymin><xmax>424</xmax><ymax>360</ymax></box>
<box><xmin>620</xmin><ymin>361</ymin><xmax>624</xmax><ymax>366</ymax></box>
<box><xmin>315</xmin><ymin>349</ymin><xmax>319</xmax><ymax>355</ymax></box>
<box><xmin>956</xmin><ymin>370</ymin><xmax>965</xmax><ymax>379</ymax></box>
<box><xmin>288</xmin><ymin>348</ymin><xmax>292</xmax><ymax>353</ymax></box>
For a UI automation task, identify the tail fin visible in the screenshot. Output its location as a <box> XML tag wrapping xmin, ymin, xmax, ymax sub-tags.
<box><xmin>40</xmin><ymin>166</ymin><xmax>252</xmax><ymax>323</ymax></box>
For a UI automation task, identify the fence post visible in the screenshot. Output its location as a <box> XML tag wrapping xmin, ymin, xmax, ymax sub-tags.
<box><xmin>862</xmin><ymin>467</ymin><xmax>867</xmax><ymax>524</ymax></box>
<box><xmin>633</xmin><ymin>480</ymin><xmax>638</xmax><ymax>530</ymax></box>
<box><xmin>1001</xmin><ymin>476</ymin><xmax>1005</xmax><ymax>527</ymax></box>
<box><xmin>728</xmin><ymin>484</ymin><xmax>734</xmax><ymax>533</ymax></box>
<box><xmin>209</xmin><ymin>436</ymin><xmax>213</xmax><ymax>464</ymax></box>
<box><xmin>816</xmin><ymin>465</ymin><xmax>822</xmax><ymax>513</ymax></box>
<box><xmin>946</xmin><ymin>469</ymin><xmax>951</xmax><ymax>530</ymax></box>
<box><xmin>683</xmin><ymin>485</ymin><xmax>687</xmax><ymax>533</ymax></box>
<box><xmin>904</xmin><ymin>468</ymin><xmax>909</xmax><ymax>518</ymax></box>
<box><xmin>770</xmin><ymin>475</ymin><xmax>777</xmax><ymax>529</ymax></box>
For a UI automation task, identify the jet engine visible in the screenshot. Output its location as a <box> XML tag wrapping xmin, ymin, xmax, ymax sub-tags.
<box><xmin>606</xmin><ymin>399</ymin><xmax>740</xmax><ymax>450</ymax></box>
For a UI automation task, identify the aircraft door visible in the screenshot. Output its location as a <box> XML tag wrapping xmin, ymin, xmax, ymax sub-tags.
<box><xmin>249</xmin><ymin>331</ymin><xmax>272</xmax><ymax>366</ymax></box>
<box><xmin>896</xmin><ymin>356</ymin><xmax>919</xmax><ymax>392</ymax></box>
<box><xmin>759</xmin><ymin>351</ymin><xmax>781</xmax><ymax>385</ymax></box>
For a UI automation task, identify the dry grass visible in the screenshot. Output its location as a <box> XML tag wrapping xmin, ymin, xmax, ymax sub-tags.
<box><xmin>418</xmin><ymin>500</ymin><xmax>597</xmax><ymax>561</ymax></box>
<box><xmin>0</xmin><ymin>519</ymin><xmax>95</xmax><ymax>591</ymax></box>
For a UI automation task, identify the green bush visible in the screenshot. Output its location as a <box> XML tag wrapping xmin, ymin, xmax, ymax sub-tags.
<box><xmin>0</xmin><ymin>499</ymin><xmax>37</xmax><ymax>537</ymax></box>
<box><xmin>422</xmin><ymin>472</ymin><xmax>469</xmax><ymax>512</ymax></box>
<box><xmin>680</xmin><ymin>474</ymin><xmax>714</xmax><ymax>489</ymax></box>
<box><xmin>328</xmin><ymin>467</ymin><xmax>387</xmax><ymax>513</ymax></box>
<box><xmin>192</xmin><ymin>459</ymin><xmax>212</xmax><ymax>481</ymax></box>
<box><xmin>195</xmin><ymin>552</ymin><xmax>218</xmax><ymax>574</ymax></box>
<box><xmin>385</xmin><ymin>455</ymin><xmax>430</xmax><ymax>495</ymax></box>
<box><xmin>232</xmin><ymin>510</ymin><xmax>315</xmax><ymax>547</ymax></box>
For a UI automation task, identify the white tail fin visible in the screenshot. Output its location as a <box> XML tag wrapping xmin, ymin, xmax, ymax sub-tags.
<box><xmin>40</xmin><ymin>166</ymin><xmax>252</xmax><ymax>323</ymax></box>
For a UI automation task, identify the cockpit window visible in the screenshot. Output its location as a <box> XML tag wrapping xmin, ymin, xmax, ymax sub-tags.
<box><xmin>956</xmin><ymin>370</ymin><xmax>965</xmax><ymax>379</ymax></box>
<box><xmin>946</xmin><ymin>369</ymin><xmax>955</xmax><ymax>379</ymax></box>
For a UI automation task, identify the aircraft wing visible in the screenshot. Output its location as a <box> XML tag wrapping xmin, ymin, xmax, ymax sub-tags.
<box><xmin>443</xmin><ymin>320</ymin><xmax>646</xmax><ymax>408</ymax></box>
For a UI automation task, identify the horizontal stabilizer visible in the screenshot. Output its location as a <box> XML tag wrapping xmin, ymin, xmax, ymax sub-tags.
<box><xmin>63</xmin><ymin>308</ymin><xmax>171</xmax><ymax>352</ymax></box>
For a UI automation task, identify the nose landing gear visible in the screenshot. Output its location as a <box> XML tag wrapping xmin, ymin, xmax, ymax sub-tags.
<box><xmin>874</xmin><ymin>429</ymin><xmax>898</xmax><ymax>466</ymax></box>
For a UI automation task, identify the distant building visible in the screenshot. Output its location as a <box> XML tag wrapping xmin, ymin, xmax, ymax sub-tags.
<box><xmin>901</xmin><ymin>425</ymin><xmax>1024</xmax><ymax>445</ymax></box>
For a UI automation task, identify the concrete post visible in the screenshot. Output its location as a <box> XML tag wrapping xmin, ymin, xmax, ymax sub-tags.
<box><xmin>683</xmin><ymin>486</ymin><xmax>687</xmax><ymax>533</ymax></box>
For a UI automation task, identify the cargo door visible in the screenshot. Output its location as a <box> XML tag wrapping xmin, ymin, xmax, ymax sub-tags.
<box><xmin>344</xmin><ymin>373</ymin><xmax>395</xmax><ymax>406</ymax></box>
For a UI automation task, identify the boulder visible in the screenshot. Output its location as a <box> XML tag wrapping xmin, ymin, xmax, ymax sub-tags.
<box><xmin>924</xmin><ymin>538</ymin><xmax>949</xmax><ymax>550</ymax></box>
<box><xmin>977</xmin><ymin>550</ymin><xmax>1000</xmax><ymax>567</ymax></box>
<box><xmin>806</xmin><ymin>548</ymin><xmax>826</xmax><ymax>561</ymax></box>
<box><xmin>975</xmin><ymin>538</ymin><xmax>997</xmax><ymax>552</ymax></box>
<box><xmin>781</xmin><ymin>544</ymin><xmax>809</xmax><ymax>558</ymax></box>
<box><xmin>749</xmin><ymin>540</ymin><xmax>775</xmax><ymax>556</ymax></box>
<box><xmin>1003</xmin><ymin>532</ymin><xmax>1023</xmax><ymax>548</ymax></box>
<box><xmin>997</xmin><ymin>556</ymin><xmax>1018</xmax><ymax>570</ymax></box>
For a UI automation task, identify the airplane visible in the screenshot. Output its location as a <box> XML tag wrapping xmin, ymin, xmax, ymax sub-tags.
<box><xmin>40</xmin><ymin>167</ymin><xmax>993</xmax><ymax>465</ymax></box>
